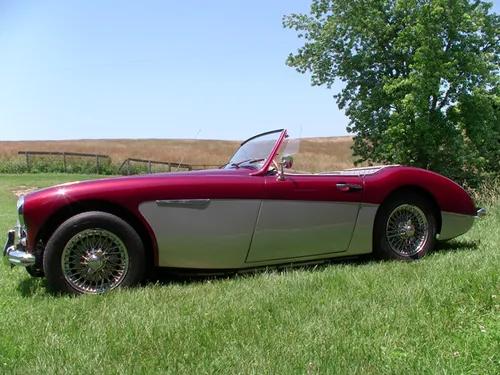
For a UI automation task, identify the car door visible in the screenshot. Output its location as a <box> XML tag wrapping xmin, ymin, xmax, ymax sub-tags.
<box><xmin>138</xmin><ymin>173</ymin><xmax>266</xmax><ymax>269</ymax></box>
<box><xmin>245</xmin><ymin>174</ymin><xmax>364</xmax><ymax>263</ymax></box>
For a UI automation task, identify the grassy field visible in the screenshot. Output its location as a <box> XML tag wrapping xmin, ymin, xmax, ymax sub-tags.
<box><xmin>0</xmin><ymin>136</ymin><xmax>356</xmax><ymax>173</ymax></box>
<box><xmin>1</xmin><ymin>174</ymin><xmax>499</xmax><ymax>374</ymax></box>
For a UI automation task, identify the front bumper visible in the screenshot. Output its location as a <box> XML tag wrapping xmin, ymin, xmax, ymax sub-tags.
<box><xmin>3</xmin><ymin>228</ymin><xmax>36</xmax><ymax>267</ymax></box>
<box><xmin>475</xmin><ymin>207</ymin><xmax>487</xmax><ymax>218</ymax></box>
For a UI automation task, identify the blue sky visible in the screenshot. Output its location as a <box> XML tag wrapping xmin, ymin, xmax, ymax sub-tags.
<box><xmin>1</xmin><ymin>1</ymin><xmax>499</xmax><ymax>141</ymax></box>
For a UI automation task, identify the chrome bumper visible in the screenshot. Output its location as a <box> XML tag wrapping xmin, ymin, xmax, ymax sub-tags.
<box><xmin>475</xmin><ymin>207</ymin><xmax>487</xmax><ymax>218</ymax></box>
<box><xmin>3</xmin><ymin>229</ymin><xmax>36</xmax><ymax>267</ymax></box>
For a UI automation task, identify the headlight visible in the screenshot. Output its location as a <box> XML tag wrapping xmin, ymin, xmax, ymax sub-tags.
<box><xmin>17</xmin><ymin>196</ymin><xmax>25</xmax><ymax>227</ymax></box>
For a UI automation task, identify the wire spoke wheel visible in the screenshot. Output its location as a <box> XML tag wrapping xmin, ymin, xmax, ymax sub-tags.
<box><xmin>385</xmin><ymin>204</ymin><xmax>429</xmax><ymax>257</ymax></box>
<box><xmin>61</xmin><ymin>229</ymin><xmax>130</xmax><ymax>294</ymax></box>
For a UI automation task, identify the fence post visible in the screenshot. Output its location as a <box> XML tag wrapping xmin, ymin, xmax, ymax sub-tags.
<box><xmin>25</xmin><ymin>152</ymin><xmax>30</xmax><ymax>171</ymax></box>
<box><xmin>148</xmin><ymin>160</ymin><xmax>152</xmax><ymax>174</ymax></box>
<box><xmin>95</xmin><ymin>155</ymin><xmax>100</xmax><ymax>174</ymax></box>
<box><xmin>63</xmin><ymin>152</ymin><xmax>67</xmax><ymax>173</ymax></box>
<box><xmin>168</xmin><ymin>163</ymin><xmax>171</xmax><ymax>172</ymax></box>
<box><xmin>127</xmin><ymin>159</ymin><xmax>131</xmax><ymax>175</ymax></box>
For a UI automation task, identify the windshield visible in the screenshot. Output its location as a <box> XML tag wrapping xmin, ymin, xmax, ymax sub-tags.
<box><xmin>224</xmin><ymin>129</ymin><xmax>300</xmax><ymax>171</ymax></box>
<box><xmin>224</xmin><ymin>129</ymin><xmax>284</xmax><ymax>170</ymax></box>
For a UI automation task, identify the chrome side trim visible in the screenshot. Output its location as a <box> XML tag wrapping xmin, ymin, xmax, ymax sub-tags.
<box><xmin>17</xmin><ymin>196</ymin><xmax>25</xmax><ymax>226</ymax></box>
<box><xmin>335</xmin><ymin>183</ymin><xmax>363</xmax><ymax>192</ymax></box>
<box><xmin>317</xmin><ymin>165</ymin><xmax>400</xmax><ymax>176</ymax></box>
<box><xmin>439</xmin><ymin>211</ymin><xmax>475</xmax><ymax>241</ymax></box>
<box><xmin>156</xmin><ymin>199</ymin><xmax>210</xmax><ymax>209</ymax></box>
<box><xmin>345</xmin><ymin>203</ymin><xmax>379</xmax><ymax>255</ymax></box>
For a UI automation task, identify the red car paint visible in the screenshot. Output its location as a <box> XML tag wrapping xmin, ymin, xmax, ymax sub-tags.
<box><xmin>363</xmin><ymin>167</ymin><xmax>476</xmax><ymax>215</ymax></box>
<box><xmin>22</xmin><ymin>163</ymin><xmax>476</xmax><ymax>268</ymax></box>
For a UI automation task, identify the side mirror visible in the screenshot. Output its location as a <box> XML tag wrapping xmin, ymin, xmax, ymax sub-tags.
<box><xmin>282</xmin><ymin>155</ymin><xmax>293</xmax><ymax>169</ymax></box>
<box><xmin>278</xmin><ymin>155</ymin><xmax>294</xmax><ymax>180</ymax></box>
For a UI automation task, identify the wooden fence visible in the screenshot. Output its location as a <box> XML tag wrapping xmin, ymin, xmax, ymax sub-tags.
<box><xmin>117</xmin><ymin>158</ymin><xmax>193</xmax><ymax>175</ymax></box>
<box><xmin>190</xmin><ymin>164</ymin><xmax>224</xmax><ymax>171</ymax></box>
<box><xmin>18</xmin><ymin>151</ymin><xmax>110</xmax><ymax>174</ymax></box>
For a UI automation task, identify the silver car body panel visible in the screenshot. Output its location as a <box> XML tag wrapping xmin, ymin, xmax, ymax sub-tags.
<box><xmin>139</xmin><ymin>199</ymin><xmax>372</xmax><ymax>269</ymax></box>
<box><xmin>439</xmin><ymin>211</ymin><xmax>475</xmax><ymax>241</ymax></box>
<box><xmin>246</xmin><ymin>201</ymin><xmax>360</xmax><ymax>262</ymax></box>
<box><xmin>345</xmin><ymin>203</ymin><xmax>379</xmax><ymax>255</ymax></box>
<box><xmin>139</xmin><ymin>197</ymin><xmax>476</xmax><ymax>269</ymax></box>
<box><xmin>139</xmin><ymin>199</ymin><xmax>261</xmax><ymax>268</ymax></box>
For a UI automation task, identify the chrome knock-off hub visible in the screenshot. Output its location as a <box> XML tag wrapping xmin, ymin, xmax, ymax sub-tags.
<box><xmin>85</xmin><ymin>250</ymin><xmax>105</xmax><ymax>272</ymax></box>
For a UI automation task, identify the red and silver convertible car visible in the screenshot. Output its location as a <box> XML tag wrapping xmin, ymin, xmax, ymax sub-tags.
<box><xmin>4</xmin><ymin>129</ymin><xmax>486</xmax><ymax>295</ymax></box>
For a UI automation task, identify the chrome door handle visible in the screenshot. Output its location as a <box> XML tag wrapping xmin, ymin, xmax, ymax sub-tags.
<box><xmin>336</xmin><ymin>183</ymin><xmax>363</xmax><ymax>192</ymax></box>
<box><xmin>156</xmin><ymin>199</ymin><xmax>210</xmax><ymax>209</ymax></box>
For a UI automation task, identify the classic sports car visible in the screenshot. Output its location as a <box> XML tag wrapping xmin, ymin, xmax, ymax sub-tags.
<box><xmin>4</xmin><ymin>129</ymin><xmax>486</xmax><ymax>295</ymax></box>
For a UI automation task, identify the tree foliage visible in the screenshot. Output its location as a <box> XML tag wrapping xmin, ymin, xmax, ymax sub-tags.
<box><xmin>283</xmin><ymin>0</ymin><xmax>500</xmax><ymax>184</ymax></box>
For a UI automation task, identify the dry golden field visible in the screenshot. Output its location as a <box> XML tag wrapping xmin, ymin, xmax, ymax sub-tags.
<box><xmin>0</xmin><ymin>136</ymin><xmax>356</xmax><ymax>172</ymax></box>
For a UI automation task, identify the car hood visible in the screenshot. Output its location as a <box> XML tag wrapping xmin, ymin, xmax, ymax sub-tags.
<box><xmin>24</xmin><ymin>168</ymin><xmax>250</xmax><ymax>199</ymax></box>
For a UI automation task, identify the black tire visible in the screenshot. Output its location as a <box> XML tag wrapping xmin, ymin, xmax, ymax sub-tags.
<box><xmin>26</xmin><ymin>241</ymin><xmax>45</xmax><ymax>277</ymax></box>
<box><xmin>26</xmin><ymin>265</ymin><xmax>44</xmax><ymax>277</ymax></box>
<box><xmin>373</xmin><ymin>191</ymin><xmax>437</xmax><ymax>260</ymax></box>
<box><xmin>43</xmin><ymin>211</ymin><xmax>146</xmax><ymax>295</ymax></box>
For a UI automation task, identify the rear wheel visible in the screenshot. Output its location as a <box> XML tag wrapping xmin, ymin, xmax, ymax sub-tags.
<box><xmin>43</xmin><ymin>211</ymin><xmax>146</xmax><ymax>295</ymax></box>
<box><xmin>374</xmin><ymin>192</ymin><xmax>437</xmax><ymax>260</ymax></box>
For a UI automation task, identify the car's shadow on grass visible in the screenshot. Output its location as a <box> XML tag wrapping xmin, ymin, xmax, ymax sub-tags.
<box><xmin>16</xmin><ymin>239</ymin><xmax>480</xmax><ymax>297</ymax></box>
<box><xmin>434</xmin><ymin>239</ymin><xmax>480</xmax><ymax>253</ymax></box>
<box><xmin>16</xmin><ymin>277</ymin><xmax>51</xmax><ymax>297</ymax></box>
<box><xmin>142</xmin><ymin>254</ymin><xmax>376</xmax><ymax>287</ymax></box>
<box><xmin>143</xmin><ymin>239</ymin><xmax>481</xmax><ymax>287</ymax></box>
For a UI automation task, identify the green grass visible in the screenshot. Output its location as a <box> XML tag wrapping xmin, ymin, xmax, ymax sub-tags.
<box><xmin>0</xmin><ymin>174</ymin><xmax>499</xmax><ymax>374</ymax></box>
<box><xmin>0</xmin><ymin>156</ymin><xmax>185</xmax><ymax>176</ymax></box>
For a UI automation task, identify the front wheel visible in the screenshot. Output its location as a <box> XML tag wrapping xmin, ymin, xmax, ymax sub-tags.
<box><xmin>373</xmin><ymin>192</ymin><xmax>437</xmax><ymax>260</ymax></box>
<box><xmin>26</xmin><ymin>241</ymin><xmax>45</xmax><ymax>277</ymax></box>
<box><xmin>43</xmin><ymin>211</ymin><xmax>146</xmax><ymax>295</ymax></box>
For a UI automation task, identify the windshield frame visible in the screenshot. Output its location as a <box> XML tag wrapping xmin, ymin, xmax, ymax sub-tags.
<box><xmin>223</xmin><ymin>129</ymin><xmax>287</xmax><ymax>175</ymax></box>
<box><xmin>240</xmin><ymin>128</ymin><xmax>284</xmax><ymax>147</ymax></box>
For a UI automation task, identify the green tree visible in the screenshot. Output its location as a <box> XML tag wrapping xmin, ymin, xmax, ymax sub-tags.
<box><xmin>283</xmin><ymin>0</ymin><xmax>500</xmax><ymax>183</ymax></box>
